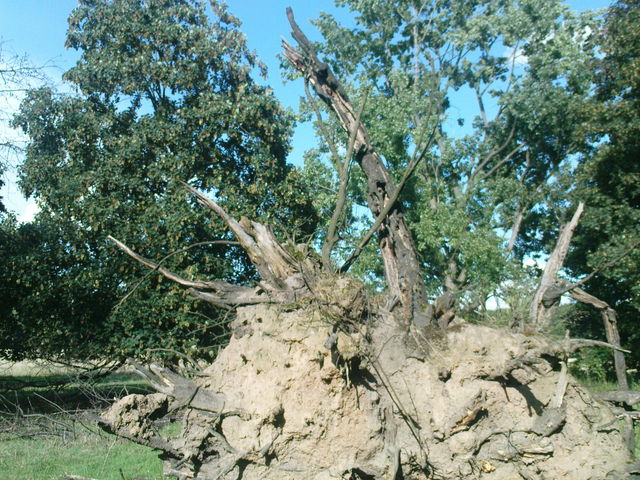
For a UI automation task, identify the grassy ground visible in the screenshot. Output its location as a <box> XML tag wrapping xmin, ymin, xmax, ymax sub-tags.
<box><xmin>0</xmin><ymin>361</ymin><xmax>163</xmax><ymax>480</ymax></box>
<box><xmin>0</xmin><ymin>432</ymin><xmax>161</xmax><ymax>480</ymax></box>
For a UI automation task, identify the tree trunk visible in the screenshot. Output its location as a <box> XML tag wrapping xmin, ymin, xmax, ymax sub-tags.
<box><xmin>282</xmin><ymin>8</ymin><xmax>426</xmax><ymax>324</ymax></box>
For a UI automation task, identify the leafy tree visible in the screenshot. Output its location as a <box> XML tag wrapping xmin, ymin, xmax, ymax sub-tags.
<box><xmin>10</xmin><ymin>0</ymin><xmax>316</xmax><ymax>362</ymax></box>
<box><xmin>0</xmin><ymin>214</ymin><xmax>113</xmax><ymax>360</ymax></box>
<box><xmin>565</xmin><ymin>0</ymin><xmax>640</xmax><ymax>369</ymax></box>
<box><xmin>91</xmin><ymin>7</ymin><xmax>638</xmax><ymax>477</ymax></box>
<box><xmin>296</xmin><ymin>0</ymin><xmax>599</xmax><ymax>324</ymax></box>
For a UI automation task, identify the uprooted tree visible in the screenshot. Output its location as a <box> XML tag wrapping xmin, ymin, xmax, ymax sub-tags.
<box><xmin>98</xmin><ymin>4</ymin><xmax>640</xmax><ymax>479</ymax></box>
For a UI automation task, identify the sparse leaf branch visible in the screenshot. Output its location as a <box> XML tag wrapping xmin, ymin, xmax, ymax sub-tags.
<box><xmin>304</xmin><ymin>80</ymin><xmax>342</xmax><ymax>166</ymax></box>
<box><xmin>107</xmin><ymin>236</ymin><xmax>225</xmax><ymax>291</ymax></box>
<box><xmin>504</xmin><ymin>150</ymin><xmax>533</xmax><ymax>257</ymax></box>
<box><xmin>469</xmin><ymin>122</ymin><xmax>517</xmax><ymax>187</ymax></box>
<box><xmin>478</xmin><ymin>141</ymin><xmax>526</xmax><ymax>182</ymax></box>
<box><xmin>322</xmin><ymin>90</ymin><xmax>369</xmax><ymax>269</ymax></box>
<box><xmin>501</xmin><ymin>40</ymin><xmax>521</xmax><ymax>105</ymax></box>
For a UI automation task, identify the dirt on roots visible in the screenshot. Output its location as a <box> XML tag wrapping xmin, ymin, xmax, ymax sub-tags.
<box><xmin>104</xmin><ymin>302</ymin><xmax>636</xmax><ymax>479</ymax></box>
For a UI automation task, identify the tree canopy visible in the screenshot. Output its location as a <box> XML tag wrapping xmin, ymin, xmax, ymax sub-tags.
<box><xmin>297</xmin><ymin>0</ymin><xmax>600</xmax><ymax>324</ymax></box>
<box><xmin>565</xmin><ymin>0</ymin><xmax>640</xmax><ymax>369</ymax></box>
<box><xmin>5</xmin><ymin>0</ymin><xmax>316</xmax><ymax>361</ymax></box>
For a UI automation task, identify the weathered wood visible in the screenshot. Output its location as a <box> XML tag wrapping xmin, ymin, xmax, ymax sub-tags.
<box><xmin>594</xmin><ymin>390</ymin><xmax>640</xmax><ymax>407</ymax></box>
<box><xmin>128</xmin><ymin>361</ymin><xmax>227</xmax><ymax>413</ymax></box>
<box><xmin>551</xmin><ymin>361</ymin><xmax>569</xmax><ymax>408</ymax></box>
<box><xmin>505</xmin><ymin>208</ymin><xmax>524</xmax><ymax>258</ymax></box>
<box><xmin>522</xmin><ymin>199</ymin><xmax>629</xmax><ymax>389</ymax></box>
<box><xmin>283</xmin><ymin>8</ymin><xmax>426</xmax><ymax>323</ymax></box>
<box><xmin>108</xmin><ymin>235</ymin><xmax>285</xmax><ymax>306</ymax></box>
<box><xmin>110</xmin><ymin>183</ymin><xmax>321</xmax><ymax>309</ymax></box>
<box><xmin>569</xmin><ymin>287</ymin><xmax>629</xmax><ymax>390</ymax></box>
<box><xmin>184</xmin><ymin>183</ymin><xmax>304</xmax><ymax>291</ymax></box>
<box><xmin>530</xmin><ymin>202</ymin><xmax>584</xmax><ymax>326</ymax></box>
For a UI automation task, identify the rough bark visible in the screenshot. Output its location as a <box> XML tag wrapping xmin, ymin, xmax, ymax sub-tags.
<box><xmin>282</xmin><ymin>8</ymin><xmax>426</xmax><ymax>324</ymax></box>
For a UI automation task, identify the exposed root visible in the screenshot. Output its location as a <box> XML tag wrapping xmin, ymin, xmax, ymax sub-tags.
<box><xmin>99</xmin><ymin>303</ymin><xmax>634</xmax><ymax>480</ymax></box>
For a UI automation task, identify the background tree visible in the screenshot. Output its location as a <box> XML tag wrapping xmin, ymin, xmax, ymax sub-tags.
<box><xmin>93</xmin><ymin>6</ymin><xmax>638</xmax><ymax>477</ymax></box>
<box><xmin>9</xmin><ymin>0</ymin><xmax>316</xmax><ymax>362</ymax></box>
<box><xmin>565</xmin><ymin>0</ymin><xmax>640</xmax><ymax>373</ymax></box>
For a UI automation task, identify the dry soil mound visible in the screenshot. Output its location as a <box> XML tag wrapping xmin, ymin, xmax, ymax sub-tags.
<box><xmin>104</xmin><ymin>303</ymin><xmax>636</xmax><ymax>479</ymax></box>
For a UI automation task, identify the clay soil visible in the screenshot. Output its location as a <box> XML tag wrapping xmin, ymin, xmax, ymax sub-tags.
<box><xmin>103</xmin><ymin>300</ymin><xmax>637</xmax><ymax>479</ymax></box>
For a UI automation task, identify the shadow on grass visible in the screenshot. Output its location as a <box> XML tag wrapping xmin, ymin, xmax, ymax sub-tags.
<box><xmin>0</xmin><ymin>371</ymin><xmax>156</xmax><ymax>414</ymax></box>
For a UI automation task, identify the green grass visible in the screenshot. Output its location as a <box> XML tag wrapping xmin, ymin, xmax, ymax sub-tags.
<box><xmin>0</xmin><ymin>431</ymin><xmax>162</xmax><ymax>480</ymax></box>
<box><xmin>0</xmin><ymin>365</ymin><xmax>164</xmax><ymax>480</ymax></box>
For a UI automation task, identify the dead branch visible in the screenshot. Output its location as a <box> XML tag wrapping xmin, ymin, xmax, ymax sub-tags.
<box><xmin>108</xmin><ymin>235</ymin><xmax>277</xmax><ymax>306</ymax></box>
<box><xmin>108</xmin><ymin>236</ymin><xmax>221</xmax><ymax>291</ymax></box>
<box><xmin>521</xmin><ymin>197</ymin><xmax>629</xmax><ymax>388</ymax></box>
<box><xmin>594</xmin><ymin>390</ymin><xmax>640</xmax><ymax>407</ymax></box>
<box><xmin>183</xmin><ymin>183</ymin><xmax>304</xmax><ymax>290</ymax></box>
<box><xmin>98</xmin><ymin>417</ymin><xmax>184</xmax><ymax>459</ymax></box>
<box><xmin>529</xmin><ymin>202</ymin><xmax>584</xmax><ymax>326</ymax></box>
<box><xmin>551</xmin><ymin>361</ymin><xmax>568</xmax><ymax>408</ymax></box>
<box><xmin>546</xmin><ymin>337</ymin><xmax>630</xmax><ymax>356</ymax></box>
<box><xmin>505</xmin><ymin>208</ymin><xmax>524</xmax><ymax>258</ymax></box>
<box><xmin>556</xmin><ymin>240</ymin><xmax>640</xmax><ymax>297</ymax></box>
<box><xmin>283</xmin><ymin>7</ymin><xmax>426</xmax><ymax>322</ymax></box>
<box><xmin>568</xmin><ymin>287</ymin><xmax>629</xmax><ymax>389</ymax></box>
<box><xmin>127</xmin><ymin>361</ymin><xmax>226</xmax><ymax>413</ymax></box>
<box><xmin>112</xmin><ymin>240</ymin><xmax>239</xmax><ymax>312</ymax></box>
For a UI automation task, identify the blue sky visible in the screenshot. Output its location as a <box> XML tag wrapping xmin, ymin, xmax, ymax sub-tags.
<box><xmin>0</xmin><ymin>0</ymin><xmax>612</xmax><ymax>220</ymax></box>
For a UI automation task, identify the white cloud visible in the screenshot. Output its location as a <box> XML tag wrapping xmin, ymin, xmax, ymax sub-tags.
<box><xmin>504</xmin><ymin>45</ymin><xmax>528</xmax><ymax>67</ymax></box>
<box><xmin>18</xmin><ymin>197</ymin><xmax>40</xmax><ymax>223</ymax></box>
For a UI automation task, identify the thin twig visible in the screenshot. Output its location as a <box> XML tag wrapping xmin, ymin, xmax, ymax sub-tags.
<box><xmin>559</xmin><ymin>240</ymin><xmax>640</xmax><ymax>295</ymax></box>
<box><xmin>322</xmin><ymin>90</ymin><xmax>369</xmax><ymax>268</ymax></box>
